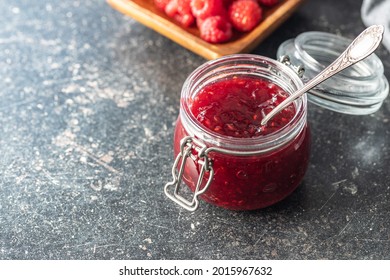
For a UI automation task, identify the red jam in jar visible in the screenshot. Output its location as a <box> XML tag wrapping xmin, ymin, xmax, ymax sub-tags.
<box><xmin>166</xmin><ymin>55</ymin><xmax>311</xmax><ymax>211</ymax></box>
<box><xmin>189</xmin><ymin>76</ymin><xmax>296</xmax><ymax>138</ymax></box>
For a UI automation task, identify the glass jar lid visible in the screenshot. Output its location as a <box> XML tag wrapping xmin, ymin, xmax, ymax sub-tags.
<box><xmin>277</xmin><ymin>31</ymin><xmax>389</xmax><ymax>114</ymax></box>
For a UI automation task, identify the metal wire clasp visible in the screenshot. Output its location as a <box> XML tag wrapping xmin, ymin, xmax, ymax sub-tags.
<box><xmin>279</xmin><ymin>55</ymin><xmax>305</xmax><ymax>78</ymax></box>
<box><xmin>164</xmin><ymin>136</ymin><xmax>214</xmax><ymax>211</ymax></box>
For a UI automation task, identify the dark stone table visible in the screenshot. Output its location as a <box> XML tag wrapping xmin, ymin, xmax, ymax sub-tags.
<box><xmin>0</xmin><ymin>0</ymin><xmax>389</xmax><ymax>259</ymax></box>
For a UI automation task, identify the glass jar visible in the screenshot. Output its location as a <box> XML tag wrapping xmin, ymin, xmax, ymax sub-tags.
<box><xmin>164</xmin><ymin>31</ymin><xmax>388</xmax><ymax>212</ymax></box>
<box><xmin>164</xmin><ymin>55</ymin><xmax>311</xmax><ymax>211</ymax></box>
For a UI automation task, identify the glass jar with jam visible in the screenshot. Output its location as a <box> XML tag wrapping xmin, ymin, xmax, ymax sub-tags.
<box><xmin>164</xmin><ymin>31</ymin><xmax>388</xmax><ymax>211</ymax></box>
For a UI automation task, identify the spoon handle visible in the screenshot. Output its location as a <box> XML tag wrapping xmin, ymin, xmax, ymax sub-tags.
<box><xmin>261</xmin><ymin>25</ymin><xmax>385</xmax><ymax>126</ymax></box>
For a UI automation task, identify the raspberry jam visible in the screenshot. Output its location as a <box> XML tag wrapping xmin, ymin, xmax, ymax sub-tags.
<box><xmin>166</xmin><ymin>55</ymin><xmax>311</xmax><ymax>211</ymax></box>
<box><xmin>189</xmin><ymin>76</ymin><xmax>296</xmax><ymax>138</ymax></box>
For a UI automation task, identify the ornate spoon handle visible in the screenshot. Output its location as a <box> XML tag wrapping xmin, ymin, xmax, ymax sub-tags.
<box><xmin>261</xmin><ymin>25</ymin><xmax>384</xmax><ymax>126</ymax></box>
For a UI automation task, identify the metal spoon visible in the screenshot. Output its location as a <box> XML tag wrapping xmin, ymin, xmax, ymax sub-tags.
<box><xmin>261</xmin><ymin>25</ymin><xmax>385</xmax><ymax>126</ymax></box>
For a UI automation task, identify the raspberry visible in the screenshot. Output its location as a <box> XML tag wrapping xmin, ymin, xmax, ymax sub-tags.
<box><xmin>154</xmin><ymin>0</ymin><xmax>171</xmax><ymax>11</ymax></box>
<box><xmin>228</xmin><ymin>0</ymin><xmax>262</xmax><ymax>32</ymax></box>
<box><xmin>199</xmin><ymin>15</ymin><xmax>232</xmax><ymax>43</ymax></box>
<box><xmin>174</xmin><ymin>12</ymin><xmax>195</xmax><ymax>27</ymax></box>
<box><xmin>196</xmin><ymin>16</ymin><xmax>206</xmax><ymax>29</ymax></box>
<box><xmin>258</xmin><ymin>0</ymin><xmax>279</xmax><ymax>6</ymax></box>
<box><xmin>165</xmin><ymin>0</ymin><xmax>178</xmax><ymax>17</ymax></box>
<box><xmin>222</xmin><ymin>0</ymin><xmax>234</xmax><ymax>9</ymax></box>
<box><xmin>177</xmin><ymin>0</ymin><xmax>192</xmax><ymax>14</ymax></box>
<box><xmin>190</xmin><ymin>0</ymin><xmax>224</xmax><ymax>19</ymax></box>
<box><xmin>177</xmin><ymin>0</ymin><xmax>195</xmax><ymax>27</ymax></box>
<box><xmin>196</xmin><ymin>9</ymin><xmax>229</xmax><ymax>29</ymax></box>
<box><xmin>165</xmin><ymin>0</ymin><xmax>195</xmax><ymax>27</ymax></box>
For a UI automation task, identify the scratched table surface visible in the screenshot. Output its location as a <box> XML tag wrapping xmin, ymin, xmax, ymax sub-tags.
<box><xmin>0</xmin><ymin>0</ymin><xmax>389</xmax><ymax>260</ymax></box>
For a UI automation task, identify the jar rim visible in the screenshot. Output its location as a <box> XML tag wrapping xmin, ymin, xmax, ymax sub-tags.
<box><xmin>180</xmin><ymin>54</ymin><xmax>307</xmax><ymax>152</ymax></box>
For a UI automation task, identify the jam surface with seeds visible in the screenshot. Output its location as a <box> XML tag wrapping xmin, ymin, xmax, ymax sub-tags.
<box><xmin>189</xmin><ymin>76</ymin><xmax>295</xmax><ymax>137</ymax></box>
<box><xmin>174</xmin><ymin>75</ymin><xmax>311</xmax><ymax>210</ymax></box>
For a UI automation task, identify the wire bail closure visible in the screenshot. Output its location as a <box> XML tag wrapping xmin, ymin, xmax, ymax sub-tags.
<box><xmin>164</xmin><ymin>134</ymin><xmax>292</xmax><ymax>211</ymax></box>
<box><xmin>164</xmin><ymin>136</ymin><xmax>214</xmax><ymax>211</ymax></box>
<box><xmin>279</xmin><ymin>55</ymin><xmax>305</xmax><ymax>78</ymax></box>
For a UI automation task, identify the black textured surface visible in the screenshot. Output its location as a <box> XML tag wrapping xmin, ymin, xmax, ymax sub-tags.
<box><xmin>0</xmin><ymin>0</ymin><xmax>389</xmax><ymax>260</ymax></box>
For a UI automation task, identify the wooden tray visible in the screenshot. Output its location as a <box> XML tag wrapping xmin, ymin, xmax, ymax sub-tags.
<box><xmin>107</xmin><ymin>0</ymin><xmax>304</xmax><ymax>60</ymax></box>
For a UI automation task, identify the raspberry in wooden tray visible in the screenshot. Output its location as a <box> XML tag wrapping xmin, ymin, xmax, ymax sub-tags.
<box><xmin>228</xmin><ymin>0</ymin><xmax>263</xmax><ymax>32</ymax></box>
<box><xmin>153</xmin><ymin>0</ymin><xmax>280</xmax><ymax>43</ymax></box>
